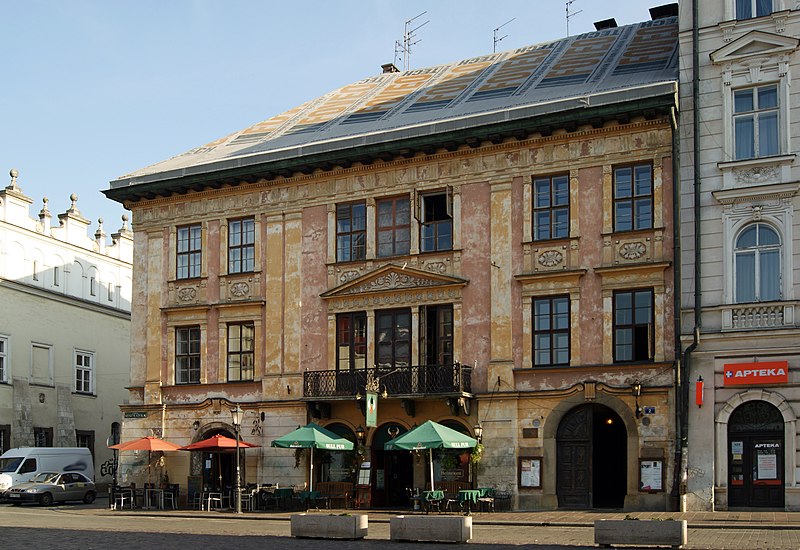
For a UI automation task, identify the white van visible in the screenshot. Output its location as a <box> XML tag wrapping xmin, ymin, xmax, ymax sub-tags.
<box><xmin>0</xmin><ymin>447</ymin><xmax>94</xmax><ymax>494</ymax></box>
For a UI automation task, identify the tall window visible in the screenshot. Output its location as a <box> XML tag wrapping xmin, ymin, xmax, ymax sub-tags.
<box><xmin>734</xmin><ymin>85</ymin><xmax>778</xmax><ymax>160</ymax></box>
<box><xmin>33</xmin><ymin>427</ymin><xmax>53</xmax><ymax>447</ymax></box>
<box><xmin>375</xmin><ymin>309</ymin><xmax>411</xmax><ymax>368</ymax></box>
<box><xmin>336</xmin><ymin>312</ymin><xmax>367</xmax><ymax>371</ymax></box>
<box><xmin>75</xmin><ymin>351</ymin><xmax>94</xmax><ymax>394</ymax></box>
<box><xmin>0</xmin><ymin>424</ymin><xmax>9</xmax><ymax>454</ymax></box>
<box><xmin>228</xmin><ymin>218</ymin><xmax>255</xmax><ymax>273</ymax></box>
<box><xmin>420</xmin><ymin>191</ymin><xmax>453</xmax><ymax>252</ymax></box>
<box><xmin>377</xmin><ymin>196</ymin><xmax>410</xmax><ymax>257</ymax></box>
<box><xmin>614</xmin><ymin>289</ymin><xmax>654</xmax><ymax>363</ymax></box>
<box><xmin>176</xmin><ymin>326</ymin><xmax>201</xmax><ymax>384</ymax></box>
<box><xmin>736</xmin><ymin>0</ymin><xmax>772</xmax><ymax>19</ymax></box>
<box><xmin>90</xmin><ymin>277</ymin><xmax>96</xmax><ymax>296</ymax></box>
<box><xmin>533</xmin><ymin>296</ymin><xmax>570</xmax><ymax>366</ymax></box>
<box><xmin>735</xmin><ymin>223</ymin><xmax>781</xmax><ymax>303</ymax></box>
<box><xmin>614</xmin><ymin>164</ymin><xmax>653</xmax><ymax>232</ymax></box>
<box><xmin>177</xmin><ymin>224</ymin><xmax>202</xmax><ymax>279</ymax></box>
<box><xmin>337</xmin><ymin>202</ymin><xmax>366</xmax><ymax>262</ymax></box>
<box><xmin>0</xmin><ymin>336</ymin><xmax>7</xmax><ymax>383</ymax></box>
<box><xmin>422</xmin><ymin>305</ymin><xmax>453</xmax><ymax>366</ymax></box>
<box><xmin>75</xmin><ymin>430</ymin><xmax>95</xmax><ymax>463</ymax></box>
<box><xmin>227</xmin><ymin>323</ymin><xmax>255</xmax><ymax>381</ymax></box>
<box><xmin>533</xmin><ymin>174</ymin><xmax>569</xmax><ymax>241</ymax></box>
<box><xmin>53</xmin><ymin>265</ymin><xmax>60</xmax><ymax>287</ymax></box>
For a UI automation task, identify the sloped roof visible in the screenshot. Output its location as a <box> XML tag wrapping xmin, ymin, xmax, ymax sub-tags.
<box><xmin>107</xmin><ymin>17</ymin><xmax>677</xmax><ymax>198</ymax></box>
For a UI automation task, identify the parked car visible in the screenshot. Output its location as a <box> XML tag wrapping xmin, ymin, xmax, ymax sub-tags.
<box><xmin>5</xmin><ymin>471</ymin><xmax>96</xmax><ymax>506</ymax></box>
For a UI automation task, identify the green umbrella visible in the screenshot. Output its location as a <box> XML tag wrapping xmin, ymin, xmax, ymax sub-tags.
<box><xmin>271</xmin><ymin>422</ymin><xmax>354</xmax><ymax>491</ymax></box>
<box><xmin>384</xmin><ymin>420</ymin><xmax>477</xmax><ymax>491</ymax></box>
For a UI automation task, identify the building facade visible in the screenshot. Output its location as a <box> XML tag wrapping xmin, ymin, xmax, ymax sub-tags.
<box><xmin>0</xmin><ymin>169</ymin><xmax>133</xmax><ymax>488</ymax></box>
<box><xmin>680</xmin><ymin>0</ymin><xmax>800</xmax><ymax>510</ymax></box>
<box><xmin>107</xmin><ymin>13</ymin><xmax>679</xmax><ymax>510</ymax></box>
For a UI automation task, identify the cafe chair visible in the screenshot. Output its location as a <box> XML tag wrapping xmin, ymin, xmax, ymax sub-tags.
<box><xmin>162</xmin><ymin>484</ymin><xmax>178</xmax><ymax>510</ymax></box>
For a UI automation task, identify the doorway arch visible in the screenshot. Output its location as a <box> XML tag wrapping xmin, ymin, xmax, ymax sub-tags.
<box><xmin>556</xmin><ymin>404</ymin><xmax>627</xmax><ymax>509</ymax></box>
<box><xmin>192</xmin><ymin>426</ymin><xmax>236</xmax><ymax>493</ymax></box>
<box><xmin>370</xmin><ymin>422</ymin><xmax>410</xmax><ymax>507</ymax></box>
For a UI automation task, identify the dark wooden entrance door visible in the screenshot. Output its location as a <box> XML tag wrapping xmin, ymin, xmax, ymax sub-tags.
<box><xmin>557</xmin><ymin>406</ymin><xmax>591</xmax><ymax>508</ymax></box>
<box><xmin>728</xmin><ymin>401</ymin><xmax>784</xmax><ymax>508</ymax></box>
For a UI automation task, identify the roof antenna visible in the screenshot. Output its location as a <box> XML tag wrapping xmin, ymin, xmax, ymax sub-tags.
<box><xmin>566</xmin><ymin>0</ymin><xmax>582</xmax><ymax>37</ymax></box>
<box><xmin>394</xmin><ymin>11</ymin><xmax>429</xmax><ymax>71</ymax></box>
<box><xmin>493</xmin><ymin>17</ymin><xmax>516</xmax><ymax>53</ymax></box>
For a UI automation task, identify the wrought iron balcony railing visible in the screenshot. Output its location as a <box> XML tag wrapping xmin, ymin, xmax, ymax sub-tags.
<box><xmin>303</xmin><ymin>363</ymin><xmax>472</xmax><ymax>399</ymax></box>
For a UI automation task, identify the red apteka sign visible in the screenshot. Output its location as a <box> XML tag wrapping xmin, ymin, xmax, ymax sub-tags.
<box><xmin>723</xmin><ymin>361</ymin><xmax>789</xmax><ymax>386</ymax></box>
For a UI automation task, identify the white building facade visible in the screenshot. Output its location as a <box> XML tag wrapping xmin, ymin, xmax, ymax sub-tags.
<box><xmin>680</xmin><ymin>1</ymin><xmax>800</xmax><ymax>510</ymax></box>
<box><xmin>0</xmin><ymin>169</ymin><xmax>133</xmax><ymax>488</ymax></box>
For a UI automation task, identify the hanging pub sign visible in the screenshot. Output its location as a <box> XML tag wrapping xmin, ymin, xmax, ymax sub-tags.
<box><xmin>723</xmin><ymin>361</ymin><xmax>789</xmax><ymax>386</ymax></box>
<box><xmin>366</xmin><ymin>392</ymin><xmax>378</xmax><ymax>428</ymax></box>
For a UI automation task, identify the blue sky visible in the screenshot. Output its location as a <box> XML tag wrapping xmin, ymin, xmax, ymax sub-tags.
<box><xmin>2</xmin><ymin>0</ymin><xmax>658</xmax><ymax>231</ymax></box>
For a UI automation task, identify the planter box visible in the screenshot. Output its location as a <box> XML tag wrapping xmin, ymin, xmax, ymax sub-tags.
<box><xmin>390</xmin><ymin>515</ymin><xmax>472</xmax><ymax>543</ymax></box>
<box><xmin>594</xmin><ymin>519</ymin><xmax>687</xmax><ymax>548</ymax></box>
<box><xmin>291</xmin><ymin>513</ymin><xmax>368</xmax><ymax>540</ymax></box>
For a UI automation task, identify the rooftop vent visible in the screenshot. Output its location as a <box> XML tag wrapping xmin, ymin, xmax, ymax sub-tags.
<box><xmin>594</xmin><ymin>18</ymin><xmax>618</xmax><ymax>30</ymax></box>
<box><xmin>381</xmin><ymin>63</ymin><xmax>400</xmax><ymax>74</ymax></box>
<box><xmin>650</xmin><ymin>3</ymin><xmax>678</xmax><ymax>19</ymax></box>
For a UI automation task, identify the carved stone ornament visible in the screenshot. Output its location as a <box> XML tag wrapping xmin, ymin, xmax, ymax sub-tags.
<box><xmin>734</xmin><ymin>165</ymin><xmax>780</xmax><ymax>185</ymax></box>
<box><xmin>537</xmin><ymin>250</ymin><xmax>563</xmax><ymax>268</ymax></box>
<box><xmin>424</xmin><ymin>262</ymin><xmax>448</xmax><ymax>274</ymax></box>
<box><xmin>230</xmin><ymin>282</ymin><xmax>250</xmax><ymax>297</ymax></box>
<box><xmin>339</xmin><ymin>270</ymin><xmax>361</xmax><ymax>284</ymax></box>
<box><xmin>346</xmin><ymin>272</ymin><xmax>434</xmax><ymax>294</ymax></box>
<box><xmin>618</xmin><ymin>241</ymin><xmax>647</xmax><ymax>260</ymax></box>
<box><xmin>177</xmin><ymin>287</ymin><xmax>197</xmax><ymax>302</ymax></box>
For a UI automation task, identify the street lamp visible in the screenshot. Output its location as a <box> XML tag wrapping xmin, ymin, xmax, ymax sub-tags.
<box><xmin>473</xmin><ymin>423</ymin><xmax>483</xmax><ymax>443</ymax></box>
<box><xmin>230</xmin><ymin>405</ymin><xmax>244</xmax><ymax>514</ymax></box>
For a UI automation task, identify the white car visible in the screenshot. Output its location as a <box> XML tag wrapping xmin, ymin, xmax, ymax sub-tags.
<box><xmin>5</xmin><ymin>471</ymin><xmax>96</xmax><ymax>506</ymax></box>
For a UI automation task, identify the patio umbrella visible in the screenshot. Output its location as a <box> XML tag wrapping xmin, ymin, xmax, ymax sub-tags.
<box><xmin>271</xmin><ymin>422</ymin><xmax>354</xmax><ymax>491</ymax></box>
<box><xmin>109</xmin><ymin>436</ymin><xmax>182</xmax><ymax>485</ymax></box>
<box><xmin>179</xmin><ymin>434</ymin><xmax>260</xmax><ymax>451</ymax></box>
<box><xmin>384</xmin><ymin>420</ymin><xmax>477</xmax><ymax>491</ymax></box>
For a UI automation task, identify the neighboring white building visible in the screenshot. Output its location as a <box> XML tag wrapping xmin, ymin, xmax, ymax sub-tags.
<box><xmin>0</xmin><ymin>168</ymin><xmax>133</xmax><ymax>488</ymax></box>
<box><xmin>679</xmin><ymin>1</ymin><xmax>800</xmax><ymax>510</ymax></box>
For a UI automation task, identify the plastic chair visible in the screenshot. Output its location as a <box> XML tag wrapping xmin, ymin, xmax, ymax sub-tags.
<box><xmin>162</xmin><ymin>484</ymin><xmax>178</xmax><ymax>510</ymax></box>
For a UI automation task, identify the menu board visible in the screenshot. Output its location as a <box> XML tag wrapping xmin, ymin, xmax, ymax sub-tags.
<box><xmin>518</xmin><ymin>457</ymin><xmax>541</xmax><ymax>488</ymax></box>
<box><xmin>640</xmin><ymin>460</ymin><xmax>663</xmax><ymax>492</ymax></box>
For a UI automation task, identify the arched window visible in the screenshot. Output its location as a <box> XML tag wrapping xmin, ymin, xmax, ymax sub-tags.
<box><xmin>735</xmin><ymin>223</ymin><xmax>781</xmax><ymax>303</ymax></box>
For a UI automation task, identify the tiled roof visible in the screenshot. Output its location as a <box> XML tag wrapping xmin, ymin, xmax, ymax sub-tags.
<box><xmin>110</xmin><ymin>17</ymin><xmax>677</xmax><ymax>190</ymax></box>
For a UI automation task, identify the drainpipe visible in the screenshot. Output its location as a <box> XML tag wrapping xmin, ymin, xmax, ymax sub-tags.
<box><xmin>670</xmin><ymin>101</ymin><xmax>683</xmax><ymax>511</ymax></box>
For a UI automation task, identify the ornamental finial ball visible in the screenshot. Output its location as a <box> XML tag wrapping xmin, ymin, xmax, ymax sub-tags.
<box><xmin>70</xmin><ymin>193</ymin><xmax>78</xmax><ymax>202</ymax></box>
<box><xmin>10</xmin><ymin>168</ymin><xmax>18</xmax><ymax>178</ymax></box>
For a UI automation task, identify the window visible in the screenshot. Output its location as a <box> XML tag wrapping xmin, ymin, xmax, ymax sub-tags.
<box><xmin>375</xmin><ymin>309</ymin><xmax>411</xmax><ymax>368</ymax></box>
<box><xmin>734</xmin><ymin>85</ymin><xmax>779</xmax><ymax>160</ymax></box>
<box><xmin>227</xmin><ymin>323</ymin><xmax>255</xmax><ymax>381</ymax></box>
<box><xmin>614</xmin><ymin>164</ymin><xmax>653</xmax><ymax>232</ymax></box>
<box><xmin>337</xmin><ymin>312</ymin><xmax>367</xmax><ymax>371</ymax></box>
<box><xmin>421</xmin><ymin>305</ymin><xmax>453</xmax><ymax>365</ymax></box>
<box><xmin>177</xmin><ymin>224</ymin><xmax>202</xmax><ymax>279</ymax></box>
<box><xmin>735</xmin><ymin>223</ymin><xmax>781</xmax><ymax>303</ymax></box>
<box><xmin>176</xmin><ymin>326</ymin><xmax>201</xmax><ymax>384</ymax></box>
<box><xmin>32</xmin><ymin>261</ymin><xmax>38</xmax><ymax>281</ymax></box>
<box><xmin>75</xmin><ymin>430</ymin><xmax>95</xmax><ymax>463</ymax></box>
<box><xmin>614</xmin><ymin>289</ymin><xmax>654</xmax><ymax>363</ymax></box>
<box><xmin>736</xmin><ymin>0</ymin><xmax>772</xmax><ymax>19</ymax></box>
<box><xmin>377</xmin><ymin>197</ymin><xmax>410</xmax><ymax>257</ymax></box>
<box><xmin>420</xmin><ymin>191</ymin><xmax>453</xmax><ymax>252</ymax></box>
<box><xmin>228</xmin><ymin>218</ymin><xmax>255</xmax><ymax>273</ymax></box>
<box><xmin>33</xmin><ymin>427</ymin><xmax>53</xmax><ymax>447</ymax></box>
<box><xmin>53</xmin><ymin>265</ymin><xmax>60</xmax><ymax>286</ymax></box>
<box><xmin>533</xmin><ymin>296</ymin><xmax>570</xmax><ymax>366</ymax></box>
<box><xmin>19</xmin><ymin>458</ymin><xmax>37</xmax><ymax>473</ymax></box>
<box><xmin>0</xmin><ymin>424</ymin><xmax>9</xmax><ymax>454</ymax></box>
<box><xmin>0</xmin><ymin>336</ymin><xmax>7</xmax><ymax>383</ymax></box>
<box><xmin>107</xmin><ymin>282</ymin><xmax>114</xmax><ymax>302</ymax></box>
<box><xmin>31</xmin><ymin>343</ymin><xmax>52</xmax><ymax>385</ymax></box>
<box><xmin>533</xmin><ymin>175</ymin><xmax>569</xmax><ymax>241</ymax></box>
<box><xmin>90</xmin><ymin>277</ymin><xmax>96</xmax><ymax>296</ymax></box>
<box><xmin>336</xmin><ymin>202</ymin><xmax>366</xmax><ymax>262</ymax></box>
<box><xmin>75</xmin><ymin>351</ymin><xmax>94</xmax><ymax>394</ymax></box>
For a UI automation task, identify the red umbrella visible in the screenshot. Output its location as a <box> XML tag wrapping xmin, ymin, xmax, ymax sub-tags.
<box><xmin>109</xmin><ymin>436</ymin><xmax>182</xmax><ymax>486</ymax></box>
<box><xmin>179</xmin><ymin>434</ymin><xmax>259</xmax><ymax>451</ymax></box>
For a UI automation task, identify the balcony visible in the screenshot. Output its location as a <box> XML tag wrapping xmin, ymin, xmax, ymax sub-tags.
<box><xmin>721</xmin><ymin>301</ymin><xmax>797</xmax><ymax>331</ymax></box>
<box><xmin>303</xmin><ymin>363</ymin><xmax>472</xmax><ymax>400</ymax></box>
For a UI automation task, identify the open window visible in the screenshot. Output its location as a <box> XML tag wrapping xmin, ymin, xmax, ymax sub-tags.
<box><xmin>418</xmin><ymin>188</ymin><xmax>453</xmax><ymax>253</ymax></box>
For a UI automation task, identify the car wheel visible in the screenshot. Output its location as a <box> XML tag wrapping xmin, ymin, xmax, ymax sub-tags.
<box><xmin>39</xmin><ymin>493</ymin><xmax>53</xmax><ymax>507</ymax></box>
<box><xmin>83</xmin><ymin>491</ymin><xmax>96</xmax><ymax>504</ymax></box>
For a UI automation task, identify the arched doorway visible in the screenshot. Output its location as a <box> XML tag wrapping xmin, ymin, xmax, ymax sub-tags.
<box><xmin>728</xmin><ymin>400</ymin><xmax>785</xmax><ymax>508</ymax></box>
<box><xmin>194</xmin><ymin>428</ymin><xmax>236</xmax><ymax>493</ymax></box>
<box><xmin>557</xmin><ymin>404</ymin><xmax>627</xmax><ymax>509</ymax></box>
<box><xmin>370</xmin><ymin>423</ymin><xmax>411</xmax><ymax>507</ymax></box>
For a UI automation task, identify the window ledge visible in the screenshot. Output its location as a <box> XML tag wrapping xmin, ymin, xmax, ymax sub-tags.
<box><xmin>712</xmin><ymin>181</ymin><xmax>800</xmax><ymax>205</ymax></box>
<box><xmin>73</xmin><ymin>391</ymin><xmax>96</xmax><ymax>398</ymax></box>
<box><xmin>718</xmin><ymin>154</ymin><xmax>795</xmax><ymax>172</ymax></box>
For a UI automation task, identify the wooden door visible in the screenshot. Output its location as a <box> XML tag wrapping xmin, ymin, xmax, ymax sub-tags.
<box><xmin>557</xmin><ymin>405</ymin><xmax>591</xmax><ymax>508</ymax></box>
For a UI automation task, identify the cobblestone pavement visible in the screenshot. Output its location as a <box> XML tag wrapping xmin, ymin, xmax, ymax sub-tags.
<box><xmin>3</xmin><ymin>500</ymin><xmax>800</xmax><ymax>549</ymax></box>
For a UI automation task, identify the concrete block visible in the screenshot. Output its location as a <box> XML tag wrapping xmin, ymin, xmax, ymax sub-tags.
<box><xmin>290</xmin><ymin>513</ymin><xmax>368</xmax><ymax>539</ymax></box>
<box><xmin>594</xmin><ymin>519</ymin><xmax>687</xmax><ymax>548</ymax></box>
<box><xmin>390</xmin><ymin>515</ymin><xmax>472</xmax><ymax>543</ymax></box>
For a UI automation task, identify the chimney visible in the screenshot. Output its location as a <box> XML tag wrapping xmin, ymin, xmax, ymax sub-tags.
<box><xmin>650</xmin><ymin>3</ymin><xmax>678</xmax><ymax>19</ymax></box>
<box><xmin>594</xmin><ymin>18</ymin><xmax>618</xmax><ymax>30</ymax></box>
<box><xmin>381</xmin><ymin>63</ymin><xmax>400</xmax><ymax>74</ymax></box>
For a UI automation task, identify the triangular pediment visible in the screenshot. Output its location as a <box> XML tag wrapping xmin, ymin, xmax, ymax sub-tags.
<box><xmin>711</xmin><ymin>30</ymin><xmax>799</xmax><ymax>64</ymax></box>
<box><xmin>321</xmin><ymin>264</ymin><xmax>468</xmax><ymax>298</ymax></box>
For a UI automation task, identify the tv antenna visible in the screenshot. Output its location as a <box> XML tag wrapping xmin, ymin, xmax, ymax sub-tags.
<box><xmin>394</xmin><ymin>11</ymin><xmax>429</xmax><ymax>71</ymax></box>
<box><xmin>493</xmin><ymin>17</ymin><xmax>516</xmax><ymax>53</ymax></box>
<box><xmin>566</xmin><ymin>0</ymin><xmax>582</xmax><ymax>36</ymax></box>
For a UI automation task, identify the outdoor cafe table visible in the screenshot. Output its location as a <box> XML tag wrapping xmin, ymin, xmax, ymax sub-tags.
<box><xmin>422</xmin><ymin>490</ymin><xmax>444</xmax><ymax>513</ymax></box>
<box><xmin>144</xmin><ymin>488</ymin><xmax>164</xmax><ymax>510</ymax></box>
<box><xmin>458</xmin><ymin>489</ymin><xmax>481</xmax><ymax>512</ymax></box>
<box><xmin>273</xmin><ymin>487</ymin><xmax>294</xmax><ymax>509</ymax></box>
